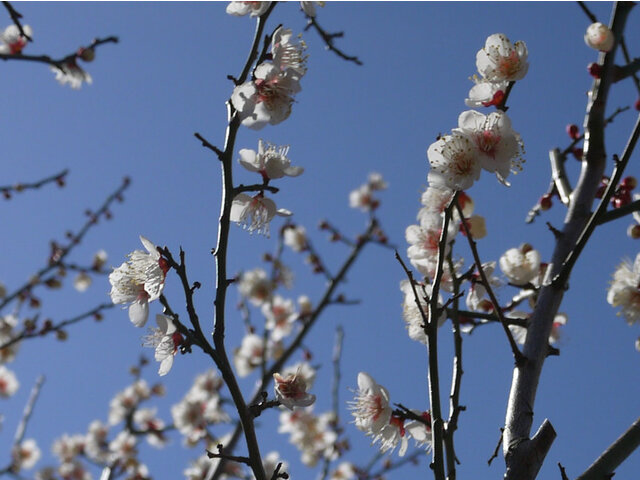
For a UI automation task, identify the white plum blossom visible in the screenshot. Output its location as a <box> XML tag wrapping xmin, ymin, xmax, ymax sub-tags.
<box><xmin>73</xmin><ymin>272</ymin><xmax>92</xmax><ymax>292</ymax></box>
<box><xmin>0</xmin><ymin>365</ymin><xmax>18</xmax><ymax>397</ymax></box>
<box><xmin>283</xmin><ymin>224</ymin><xmax>308</xmax><ymax>252</ymax></box>
<box><xmin>585</xmin><ymin>22</ymin><xmax>614</xmax><ymax>52</ymax></box>
<box><xmin>476</xmin><ymin>33</ymin><xmax>528</xmax><ymax>82</ymax></box>
<box><xmin>509</xmin><ymin>312</ymin><xmax>568</xmax><ymax>345</ymax></box>
<box><xmin>263</xmin><ymin>295</ymin><xmax>298</xmax><ymax>340</ymax></box>
<box><xmin>109</xmin><ymin>236</ymin><xmax>168</xmax><ymax>327</ymax></box>
<box><xmin>281</xmin><ymin>361</ymin><xmax>316</xmax><ymax>388</ymax></box>
<box><xmin>607</xmin><ymin>253</ymin><xmax>640</xmax><ymax>325</ymax></box>
<box><xmin>233</xmin><ymin>333</ymin><xmax>269</xmax><ymax>376</ymax></box>
<box><xmin>52</xmin><ymin>434</ymin><xmax>85</xmax><ymax>463</ymax></box>
<box><xmin>11</xmin><ymin>439</ymin><xmax>40</xmax><ymax>471</ymax></box>
<box><xmin>272</xmin><ymin>27</ymin><xmax>307</xmax><ymax>77</ymax></box>
<box><xmin>465</xmin><ymin>262</ymin><xmax>500</xmax><ymax>311</ymax></box>
<box><xmin>349</xmin><ymin>172</ymin><xmax>387</xmax><ymax>211</ymax></box>
<box><xmin>85</xmin><ymin>420</ymin><xmax>110</xmax><ymax>463</ymax></box>
<box><xmin>133</xmin><ymin>408</ymin><xmax>167</xmax><ymax>448</ymax></box>
<box><xmin>456</xmin><ymin>110</ymin><xmax>524</xmax><ymax>185</ymax></box>
<box><xmin>143</xmin><ymin>314</ymin><xmax>183</xmax><ymax>376</ymax></box>
<box><xmin>108</xmin><ymin>431</ymin><xmax>137</xmax><ymax>464</ymax></box>
<box><xmin>231</xmin><ymin>62</ymin><xmax>301</xmax><ymax>129</ymax></box>
<box><xmin>108</xmin><ymin>380</ymin><xmax>151</xmax><ymax>425</ymax></box>
<box><xmin>171</xmin><ymin>380</ymin><xmax>229</xmax><ymax>445</ymax></box>
<box><xmin>400</xmin><ymin>279</ymin><xmax>446</xmax><ymax>345</ymax></box>
<box><xmin>274</xmin><ymin>368</ymin><xmax>316</xmax><ymax>410</ymax></box>
<box><xmin>0</xmin><ymin>24</ymin><xmax>31</xmax><ymax>54</ymax></box>
<box><xmin>348</xmin><ymin>372</ymin><xmax>391</xmax><ymax>434</ymax></box>
<box><xmin>330</xmin><ymin>462</ymin><xmax>357</xmax><ymax>480</ymax></box>
<box><xmin>499</xmin><ymin>244</ymin><xmax>541</xmax><ymax>286</ymax></box>
<box><xmin>51</xmin><ymin>61</ymin><xmax>92</xmax><ymax>89</ymax></box>
<box><xmin>465</xmin><ymin>77</ymin><xmax>508</xmax><ymax>108</ymax></box>
<box><xmin>278</xmin><ymin>408</ymin><xmax>337</xmax><ymax>466</ymax></box>
<box><xmin>238</xmin><ymin>268</ymin><xmax>273</xmax><ymax>305</ymax></box>
<box><xmin>238</xmin><ymin>139</ymin><xmax>303</xmax><ymax>180</ymax></box>
<box><xmin>230</xmin><ymin>192</ymin><xmax>292</xmax><ymax>236</ymax></box>
<box><xmin>226</xmin><ymin>1</ymin><xmax>271</xmax><ymax>17</ymax></box>
<box><xmin>428</xmin><ymin>132</ymin><xmax>481</xmax><ymax>191</ymax></box>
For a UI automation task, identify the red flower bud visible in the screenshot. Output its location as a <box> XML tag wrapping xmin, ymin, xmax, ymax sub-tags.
<box><xmin>566</xmin><ymin>124</ymin><xmax>580</xmax><ymax>140</ymax></box>
<box><xmin>588</xmin><ymin>62</ymin><xmax>602</xmax><ymax>78</ymax></box>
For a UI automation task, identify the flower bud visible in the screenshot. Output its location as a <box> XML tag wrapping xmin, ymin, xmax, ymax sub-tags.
<box><xmin>588</xmin><ymin>62</ymin><xmax>602</xmax><ymax>78</ymax></box>
<box><xmin>627</xmin><ymin>224</ymin><xmax>640</xmax><ymax>239</ymax></box>
<box><xmin>584</xmin><ymin>22</ymin><xmax>614</xmax><ymax>52</ymax></box>
<box><xmin>566</xmin><ymin>124</ymin><xmax>580</xmax><ymax>140</ymax></box>
<box><xmin>621</xmin><ymin>176</ymin><xmax>637</xmax><ymax>191</ymax></box>
<box><xmin>539</xmin><ymin>194</ymin><xmax>553</xmax><ymax>211</ymax></box>
<box><xmin>77</xmin><ymin>47</ymin><xmax>95</xmax><ymax>62</ymax></box>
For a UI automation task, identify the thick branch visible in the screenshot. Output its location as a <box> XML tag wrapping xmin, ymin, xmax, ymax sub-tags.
<box><xmin>576</xmin><ymin>416</ymin><xmax>640</xmax><ymax>480</ymax></box>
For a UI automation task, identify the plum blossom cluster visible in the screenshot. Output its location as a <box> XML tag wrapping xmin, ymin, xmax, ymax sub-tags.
<box><xmin>226</xmin><ymin>1</ymin><xmax>323</xmax><ymax>18</ymax></box>
<box><xmin>427</xmin><ymin>34</ymin><xmax>527</xmax><ymax>192</ymax></box>
<box><xmin>349</xmin><ymin>172</ymin><xmax>387</xmax><ymax>212</ymax></box>
<box><xmin>109</xmin><ymin>236</ymin><xmax>168</xmax><ymax>328</ymax></box>
<box><xmin>278</xmin><ymin>407</ymin><xmax>339</xmax><ymax>466</ymax></box>
<box><xmin>231</xmin><ymin>26</ymin><xmax>307</xmax><ymax>130</ymax></box>
<box><xmin>607</xmin><ymin>254</ymin><xmax>640</xmax><ymax>351</ymax></box>
<box><xmin>348</xmin><ymin>372</ymin><xmax>432</xmax><ymax>456</ymax></box>
<box><xmin>0</xmin><ymin>314</ymin><xmax>20</xmax><ymax>397</ymax></box>
<box><xmin>230</xmin><ymin>139</ymin><xmax>303</xmax><ymax>236</ymax></box>
<box><xmin>171</xmin><ymin>370</ymin><xmax>229</xmax><ymax>445</ymax></box>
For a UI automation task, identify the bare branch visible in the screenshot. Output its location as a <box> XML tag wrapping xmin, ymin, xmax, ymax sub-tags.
<box><xmin>304</xmin><ymin>14</ymin><xmax>363</xmax><ymax>65</ymax></box>
<box><xmin>0</xmin><ymin>169</ymin><xmax>67</xmax><ymax>199</ymax></box>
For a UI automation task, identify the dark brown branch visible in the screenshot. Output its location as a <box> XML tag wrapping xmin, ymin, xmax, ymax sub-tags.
<box><xmin>304</xmin><ymin>15</ymin><xmax>362</xmax><ymax>65</ymax></box>
<box><xmin>0</xmin><ymin>302</ymin><xmax>114</xmax><ymax>351</ymax></box>
<box><xmin>576</xmin><ymin>416</ymin><xmax>640</xmax><ymax>480</ymax></box>
<box><xmin>234</xmin><ymin>183</ymin><xmax>279</xmax><ymax>195</ymax></box>
<box><xmin>455</xmin><ymin>200</ymin><xmax>525</xmax><ymax>364</ymax></box>
<box><xmin>194</xmin><ymin>132</ymin><xmax>223</xmax><ymax>158</ymax></box>
<box><xmin>597</xmin><ymin>198</ymin><xmax>640</xmax><ymax>224</ymax></box>
<box><xmin>558</xmin><ymin>462</ymin><xmax>570</xmax><ymax>480</ymax></box>
<box><xmin>577</xmin><ymin>1</ymin><xmax>598</xmax><ymax>23</ymax></box>
<box><xmin>0</xmin><ymin>169</ymin><xmax>67</xmax><ymax>198</ymax></box>
<box><xmin>0</xmin><ymin>36</ymin><xmax>118</xmax><ymax>68</ymax></box>
<box><xmin>488</xmin><ymin>428</ymin><xmax>505</xmax><ymax>465</ymax></box>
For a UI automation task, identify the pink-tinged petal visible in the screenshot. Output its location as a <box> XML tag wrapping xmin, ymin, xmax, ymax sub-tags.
<box><xmin>129</xmin><ymin>299</ymin><xmax>149</xmax><ymax>327</ymax></box>
<box><xmin>158</xmin><ymin>355</ymin><xmax>174</xmax><ymax>376</ymax></box>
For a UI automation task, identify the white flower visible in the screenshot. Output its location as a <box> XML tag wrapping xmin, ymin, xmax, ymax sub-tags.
<box><xmin>143</xmin><ymin>314</ymin><xmax>183</xmax><ymax>376</ymax></box>
<box><xmin>0</xmin><ymin>365</ymin><xmax>18</xmax><ymax>397</ymax></box>
<box><xmin>238</xmin><ymin>268</ymin><xmax>273</xmax><ymax>305</ymax></box>
<box><xmin>585</xmin><ymin>22</ymin><xmax>614</xmax><ymax>52</ymax></box>
<box><xmin>52</xmin><ymin>434</ymin><xmax>85</xmax><ymax>463</ymax></box>
<box><xmin>476</xmin><ymin>33</ymin><xmax>528</xmax><ymax>82</ymax></box>
<box><xmin>0</xmin><ymin>24</ymin><xmax>31</xmax><ymax>54</ymax></box>
<box><xmin>465</xmin><ymin>76</ymin><xmax>508</xmax><ymax>108</ymax></box>
<box><xmin>274</xmin><ymin>368</ymin><xmax>316</xmax><ymax>410</ymax></box>
<box><xmin>238</xmin><ymin>139</ymin><xmax>303</xmax><ymax>179</ymax></box>
<box><xmin>263</xmin><ymin>295</ymin><xmax>298</xmax><ymax>340</ymax></box>
<box><xmin>133</xmin><ymin>407</ymin><xmax>167</xmax><ymax>448</ymax></box>
<box><xmin>108</xmin><ymin>431</ymin><xmax>137</xmax><ymax>463</ymax></box>
<box><xmin>230</xmin><ymin>192</ymin><xmax>291</xmax><ymax>236</ymax></box>
<box><xmin>226</xmin><ymin>1</ymin><xmax>271</xmax><ymax>16</ymax></box>
<box><xmin>233</xmin><ymin>333</ymin><xmax>267</xmax><ymax>376</ymax></box>
<box><xmin>349</xmin><ymin>184</ymin><xmax>375</xmax><ymax>211</ymax></box>
<box><xmin>607</xmin><ymin>254</ymin><xmax>640</xmax><ymax>325</ymax></box>
<box><xmin>51</xmin><ymin>61</ymin><xmax>92</xmax><ymax>89</ymax></box>
<box><xmin>109</xmin><ymin>236</ymin><xmax>168</xmax><ymax>327</ymax></box>
<box><xmin>367</xmin><ymin>172</ymin><xmax>388</xmax><ymax>191</ymax></box>
<box><xmin>73</xmin><ymin>272</ymin><xmax>92</xmax><ymax>292</ymax></box>
<box><xmin>231</xmin><ymin>62</ymin><xmax>301</xmax><ymax>129</ymax></box>
<box><xmin>428</xmin><ymin>132</ymin><xmax>481</xmax><ymax>191</ymax></box>
<box><xmin>272</xmin><ymin>27</ymin><xmax>307</xmax><ymax>78</ymax></box>
<box><xmin>499</xmin><ymin>244</ymin><xmax>541</xmax><ymax>286</ymax></box>
<box><xmin>400</xmin><ymin>279</ymin><xmax>446</xmax><ymax>345</ymax></box>
<box><xmin>456</xmin><ymin>110</ymin><xmax>524</xmax><ymax>185</ymax></box>
<box><xmin>281</xmin><ymin>361</ymin><xmax>316</xmax><ymax>388</ymax></box>
<box><xmin>348</xmin><ymin>372</ymin><xmax>391</xmax><ymax>434</ymax></box>
<box><xmin>330</xmin><ymin>462</ymin><xmax>357</xmax><ymax>480</ymax></box>
<box><xmin>465</xmin><ymin>262</ymin><xmax>500</xmax><ymax>311</ymax></box>
<box><xmin>278</xmin><ymin>408</ymin><xmax>337</xmax><ymax>466</ymax></box>
<box><xmin>92</xmin><ymin>249</ymin><xmax>108</xmax><ymax>270</ymax></box>
<box><xmin>509</xmin><ymin>312</ymin><xmax>567</xmax><ymax>345</ymax></box>
<box><xmin>11</xmin><ymin>439</ymin><xmax>40</xmax><ymax>471</ymax></box>
<box><xmin>283</xmin><ymin>225</ymin><xmax>308</xmax><ymax>252</ymax></box>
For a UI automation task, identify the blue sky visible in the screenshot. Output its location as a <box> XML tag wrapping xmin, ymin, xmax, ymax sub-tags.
<box><xmin>1</xmin><ymin>2</ymin><xmax>639</xmax><ymax>479</ymax></box>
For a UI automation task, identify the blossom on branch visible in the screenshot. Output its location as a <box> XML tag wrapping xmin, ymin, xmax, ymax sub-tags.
<box><xmin>238</xmin><ymin>139</ymin><xmax>304</xmax><ymax>180</ymax></box>
<box><xmin>143</xmin><ymin>314</ymin><xmax>184</xmax><ymax>376</ymax></box>
<box><xmin>272</xmin><ymin>27</ymin><xmax>308</xmax><ymax>78</ymax></box>
<box><xmin>400</xmin><ymin>279</ymin><xmax>446</xmax><ymax>345</ymax></box>
<box><xmin>348</xmin><ymin>372</ymin><xmax>392</xmax><ymax>435</ymax></box>
<box><xmin>0</xmin><ymin>365</ymin><xmax>18</xmax><ymax>397</ymax></box>
<box><xmin>456</xmin><ymin>110</ymin><xmax>524</xmax><ymax>185</ymax></box>
<box><xmin>238</xmin><ymin>267</ymin><xmax>273</xmax><ymax>305</ymax></box>
<box><xmin>608</xmin><ymin>253</ymin><xmax>640</xmax><ymax>325</ymax></box>
<box><xmin>465</xmin><ymin>77</ymin><xmax>508</xmax><ymax>108</ymax></box>
<box><xmin>109</xmin><ymin>236</ymin><xmax>168</xmax><ymax>327</ymax></box>
<box><xmin>584</xmin><ymin>22</ymin><xmax>614</xmax><ymax>52</ymax></box>
<box><xmin>475</xmin><ymin>33</ymin><xmax>528</xmax><ymax>83</ymax></box>
<box><xmin>50</xmin><ymin>61</ymin><xmax>93</xmax><ymax>90</ymax></box>
<box><xmin>499</xmin><ymin>243</ymin><xmax>541</xmax><ymax>286</ymax></box>
<box><xmin>0</xmin><ymin>24</ymin><xmax>32</xmax><ymax>54</ymax></box>
<box><xmin>427</xmin><ymin>132</ymin><xmax>481</xmax><ymax>191</ymax></box>
<box><xmin>274</xmin><ymin>368</ymin><xmax>316</xmax><ymax>410</ymax></box>
<box><xmin>11</xmin><ymin>439</ymin><xmax>40</xmax><ymax>471</ymax></box>
<box><xmin>230</xmin><ymin>192</ymin><xmax>292</xmax><ymax>236</ymax></box>
<box><xmin>226</xmin><ymin>1</ymin><xmax>271</xmax><ymax>17</ymax></box>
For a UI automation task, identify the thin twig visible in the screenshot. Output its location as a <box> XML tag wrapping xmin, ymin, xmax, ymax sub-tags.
<box><xmin>558</xmin><ymin>463</ymin><xmax>570</xmax><ymax>480</ymax></box>
<box><xmin>2</xmin><ymin>2</ymin><xmax>32</xmax><ymax>41</ymax></box>
<box><xmin>0</xmin><ymin>169</ymin><xmax>67</xmax><ymax>199</ymax></box>
<box><xmin>13</xmin><ymin>375</ymin><xmax>45</xmax><ymax>446</ymax></box>
<box><xmin>455</xmin><ymin>199</ymin><xmax>525</xmax><ymax>364</ymax></box>
<box><xmin>619</xmin><ymin>36</ymin><xmax>640</xmax><ymax>94</ymax></box>
<box><xmin>577</xmin><ymin>1</ymin><xmax>598</xmax><ymax>23</ymax></box>
<box><xmin>488</xmin><ymin>428</ymin><xmax>505</xmax><ymax>466</ymax></box>
<box><xmin>304</xmin><ymin>15</ymin><xmax>362</xmax><ymax>65</ymax></box>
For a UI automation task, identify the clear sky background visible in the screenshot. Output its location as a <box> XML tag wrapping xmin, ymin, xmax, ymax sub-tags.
<box><xmin>1</xmin><ymin>2</ymin><xmax>639</xmax><ymax>479</ymax></box>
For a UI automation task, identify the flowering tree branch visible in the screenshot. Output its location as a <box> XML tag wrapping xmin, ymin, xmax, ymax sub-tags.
<box><xmin>503</xmin><ymin>4</ymin><xmax>634</xmax><ymax>479</ymax></box>
<box><xmin>455</xmin><ymin>199</ymin><xmax>525</xmax><ymax>364</ymax></box>
<box><xmin>0</xmin><ymin>168</ymin><xmax>67</xmax><ymax>200</ymax></box>
<box><xmin>0</xmin><ymin>302</ymin><xmax>114</xmax><ymax>351</ymax></box>
<box><xmin>0</xmin><ymin>176</ymin><xmax>130</xmax><ymax>311</ymax></box>
<box><xmin>575</xmin><ymin>416</ymin><xmax>640</xmax><ymax>480</ymax></box>
<box><xmin>2</xmin><ymin>1</ymin><xmax>31</xmax><ymax>41</ymax></box>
